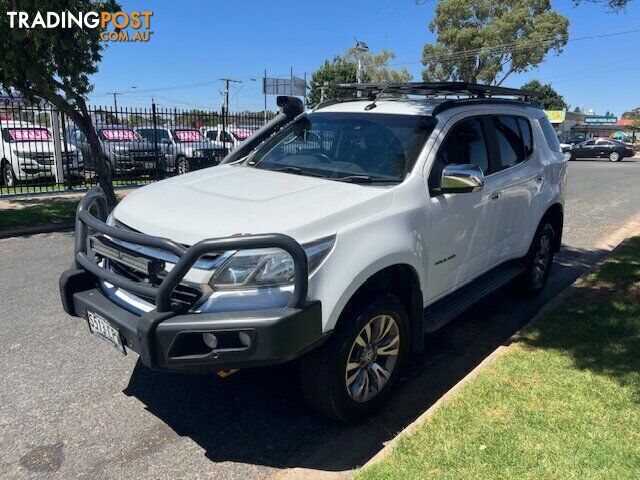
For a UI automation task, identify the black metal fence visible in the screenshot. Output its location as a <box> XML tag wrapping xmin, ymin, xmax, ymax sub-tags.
<box><xmin>0</xmin><ymin>102</ymin><xmax>272</xmax><ymax>196</ymax></box>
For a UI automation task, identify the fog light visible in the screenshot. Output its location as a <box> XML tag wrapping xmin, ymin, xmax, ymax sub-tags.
<box><xmin>202</xmin><ymin>332</ymin><xmax>218</xmax><ymax>349</ymax></box>
<box><xmin>238</xmin><ymin>332</ymin><xmax>251</xmax><ymax>347</ymax></box>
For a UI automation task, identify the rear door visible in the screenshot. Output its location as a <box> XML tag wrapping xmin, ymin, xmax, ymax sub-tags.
<box><xmin>483</xmin><ymin>115</ymin><xmax>538</xmax><ymax>264</ymax></box>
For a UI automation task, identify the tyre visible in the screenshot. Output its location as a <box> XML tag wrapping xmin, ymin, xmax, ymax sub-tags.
<box><xmin>176</xmin><ymin>156</ymin><xmax>190</xmax><ymax>175</ymax></box>
<box><xmin>299</xmin><ymin>294</ymin><xmax>410</xmax><ymax>423</ymax></box>
<box><xmin>2</xmin><ymin>162</ymin><xmax>17</xmax><ymax>187</ymax></box>
<box><xmin>608</xmin><ymin>151</ymin><xmax>620</xmax><ymax>162</ymax></box>
<box><xmin>516</xmin><ymin>222</ymin><xmax>556</xmax><ymax>297</ymax></box>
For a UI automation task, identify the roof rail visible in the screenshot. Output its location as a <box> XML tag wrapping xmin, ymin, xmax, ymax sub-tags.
<box><xmin>335</xmin><ymin>82</ymin><xmax>537</xmax><ymax>102</ymax></box>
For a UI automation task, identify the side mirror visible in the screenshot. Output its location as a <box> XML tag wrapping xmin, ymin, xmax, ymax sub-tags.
<box><xmin>440</xmin><ymin>164</ymin><xmax>484</xmax><ymax>194</ymax></box>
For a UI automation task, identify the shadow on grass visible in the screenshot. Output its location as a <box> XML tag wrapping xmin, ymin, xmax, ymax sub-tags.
<box><xmin>523</xmin><ymin>237</ymin><xmax>640</xmax><ymax>398</ymax></box>
<box><xmin>122</xmin><ymin>243</ymin><xmax>618</xmax><ymax>472</ymax></box>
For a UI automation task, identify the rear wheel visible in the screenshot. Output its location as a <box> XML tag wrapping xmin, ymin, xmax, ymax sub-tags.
<box><xmin>517</xmin><ymin>222</ymin><xmax>556</xmax><ymax>297</ymax></box>
<box><xmin>299</xmin><ymin>294</ymin><xmax>410</xmax><ymax>423</ymax></box>
<box><xmin>609</xmin><ymin>151</ymin><xmax>620</xmax><ymax>162</ymax></box>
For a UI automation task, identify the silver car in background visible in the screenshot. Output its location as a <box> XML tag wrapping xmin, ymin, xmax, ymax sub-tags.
<box><xmin>135</xmin><ymin>126</ymin><xmax>227</xmax><ymax>175</ymax></box>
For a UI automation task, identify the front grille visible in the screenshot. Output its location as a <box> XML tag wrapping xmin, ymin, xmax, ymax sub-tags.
<box><xmin>201</xmin><ymin>148</ymin><xmax>227</xmax><ymax>158</ymax></box>
<box><xmin>30</xmin><ymin>153</ymin><xmax>54</xmax><ymax>165</ymax></box>
<box><xmin>109</xmin><ymin>258</ymin><xmax>204</xmax><ymax>311</ymax></box>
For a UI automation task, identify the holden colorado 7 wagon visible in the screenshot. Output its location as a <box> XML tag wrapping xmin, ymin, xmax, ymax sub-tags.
<box><xmin>60</xmin><ymin>82</ymin><xmax>566</xmax><ymax>422</ymax></box>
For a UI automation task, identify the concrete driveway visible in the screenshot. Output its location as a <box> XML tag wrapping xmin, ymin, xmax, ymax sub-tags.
<box><xmin>1</xmin><ymin>159</ymin><xmax>640</xmax><ymax>479</ymax></box>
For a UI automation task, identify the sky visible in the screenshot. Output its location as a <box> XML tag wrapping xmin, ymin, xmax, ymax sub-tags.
<box><xmin>88</xmin><ymin>0</ymin><xmax>640</xmax><ymax>116</ymax></box>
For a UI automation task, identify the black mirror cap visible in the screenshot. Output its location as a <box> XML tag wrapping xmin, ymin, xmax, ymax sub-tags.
<box><xmin>277</xmin><ymin>96</ymin><xmax>304</xmax><ymax>117</ymax></box>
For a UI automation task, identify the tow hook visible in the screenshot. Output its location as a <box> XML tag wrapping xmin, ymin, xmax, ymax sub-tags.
<box><xmin>216</xmin><ymin>369</ymin><xmax>239</xmax><ymax>378</ymax></box>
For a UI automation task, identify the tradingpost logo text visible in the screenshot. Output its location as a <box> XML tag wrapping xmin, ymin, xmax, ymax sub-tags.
<box><xmin>5</xmin><ymin>10</ymin><xmax>153</xmax><ymax>42</ymax></box>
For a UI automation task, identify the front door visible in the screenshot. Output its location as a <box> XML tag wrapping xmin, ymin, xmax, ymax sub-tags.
<box><xmin>425</xmin><ymin>115</ymin><xmax>498</xmax><ymax>302</ymax></box>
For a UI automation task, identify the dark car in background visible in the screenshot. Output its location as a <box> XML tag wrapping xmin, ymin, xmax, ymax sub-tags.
<box><xmin>65</xmin><ymin>126</ymin><xmax>166</xmax><ymax>176</ymax></box>
<box><xmin>558</xmin><ymin>134</ymin><xmax>586</xmax><ymax>146</ymax></box>
<box><xmin>567</xmin><ymin>137</ymin><xmax>635</xmax><ymax>162</ymax></box>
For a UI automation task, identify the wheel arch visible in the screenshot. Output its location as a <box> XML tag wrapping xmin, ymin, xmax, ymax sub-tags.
<box><xmin>540</xmin><ymin>202</ymin><xmax>564</xmax><ymax>252</ymax></box>
<box><xmin>332</xmin><ymin>263</ymin><xmax>424</xmax><ymax>356</ymax></box>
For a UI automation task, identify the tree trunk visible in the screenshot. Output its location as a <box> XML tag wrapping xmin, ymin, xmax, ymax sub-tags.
<box><xmin>75</xmin><ymin>113</ymin><xmax>117</xmax><ymax>208</ymax></box>
<box><xmin>60</xmin><ymin>102</ymin><xmax>117</xmax><ymax>209</ymax></box>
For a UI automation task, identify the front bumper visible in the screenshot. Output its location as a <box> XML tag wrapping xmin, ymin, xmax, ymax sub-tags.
<box><xmin>61</xmin><ymin>271</ymin><xmax>322</xmax><ymax>373</ymax></box>
<box><xmin>60</xmin><ymin>187</ymin><xmax>322</xmax><ymax>373</ymax></box>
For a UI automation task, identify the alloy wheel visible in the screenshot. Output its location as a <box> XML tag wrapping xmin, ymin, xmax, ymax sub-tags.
<box><xmin>609</xmin><ymin>152</ymin><xmax>620</xmax><ymax>162</ymax></box>
<box><xmin>345</xmin><ymin>314</ymin><xmax>400</xmax><ymax>403</ymax></box>
<box><xmin>532</xmin><ymin>233</ymin><xmax>552</xmax><ymax>290</ymax></box>
<box><xmin>3</xmin><ymin>166</ymin><xmax>15</xmax><ymax>187</ymax></box>
<box><xmin>177</xmin><ymin>158</ymin><xmax>189</xmax><ymax>175</ymax></box>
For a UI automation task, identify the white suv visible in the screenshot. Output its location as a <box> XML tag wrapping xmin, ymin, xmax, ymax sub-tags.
<box><xmin>1</xmin><ymin>120</ymin><xmax>83</xmax><ymax>187</ymax></box>
<box><xmin>60</xmin><ymin>83</ymin><xmax>566</xmax><ymax>422</ymax></box>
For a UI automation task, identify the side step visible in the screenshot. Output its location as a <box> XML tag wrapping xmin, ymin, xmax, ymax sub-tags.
<box><xmin>423</xmin><ymin>261</ymin><xmax>525</xmax><ymax>333</ymax></box>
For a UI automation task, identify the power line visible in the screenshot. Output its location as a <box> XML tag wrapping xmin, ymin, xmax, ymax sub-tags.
<box><xmin>390</xmin><ymin>26</ymin><xmax>640</xmax><ymax>67</ymax></box>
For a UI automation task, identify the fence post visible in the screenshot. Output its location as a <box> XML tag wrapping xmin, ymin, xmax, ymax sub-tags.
<box><xmin>151</xmin><ymin>100</ymin><xmax>162</xmax><ymax>179</ymax></box>
<box><xmin>50</xmin><ymin>104</ymin><xmax>65</xmax><ymax>187</ymax></box>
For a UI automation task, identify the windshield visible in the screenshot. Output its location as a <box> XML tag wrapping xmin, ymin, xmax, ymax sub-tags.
<box><xmin>2</xmin><ymin>128</ymin><xmax>52</xmax><ymax>142</ymax></box>
<box><xmin>100</xmin><ymin>129</ymin><xmax>139</xmax><ymax>141</ymax></box>
<box><xmin>231</xmin><ymin>129</ymin><xmax>252</xmax><ymax>141</ymax></box>
<box><xmin>249</xmin><ymin>112</ymin><xmax>434</xmax><ymax>183</ymax></box>
<box><xmin>172</xmin><ymin>129</ymin><xmax>204</xmax><ymax>142</ymax></box>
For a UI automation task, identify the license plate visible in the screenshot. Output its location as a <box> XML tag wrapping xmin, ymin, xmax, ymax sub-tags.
<box><xmin>87</xmin><ymin>311</ymin><xmax>126</xmax><ymax>355</ymax></box>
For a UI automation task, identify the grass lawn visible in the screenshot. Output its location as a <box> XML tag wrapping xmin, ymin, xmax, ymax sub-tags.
<box><xmin>359</xmin><ymin>237</ymin><xmax>640</xmax><ymax>480</ymax></box>
<box><xmin>0</xmin><ymin>200</ymin><xmax>79</xmax><ymax>232</ymax></box>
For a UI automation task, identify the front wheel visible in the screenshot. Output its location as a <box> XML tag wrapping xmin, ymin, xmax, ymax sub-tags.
<box><xmin>299</xmin><ymin>294</ymin><xmax>410</xmax><ymax>423</ymax></box>
<box><xmin>176</xmin><ymin>156</ymin><xmax>190</xmax><ymax>175</ymax></box>
<box><xmin>517</xmin><ymin>222</ymin><xmax>556</xmax><ymax>297</ymax></box>
<box><xmin>2</xmin><ymin>162</ymin><xmax>17</xmax><ymax>187</ymax></box>
<box><xmin>609</xmin><ymin>151</ymin><xmax>621</xmax><ymax>162</ymax></box>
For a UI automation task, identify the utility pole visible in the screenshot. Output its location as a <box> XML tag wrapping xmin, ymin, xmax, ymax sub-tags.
<box><xmin>107</xmin><ymin>92</ymin><xmax>119</xmax><ymax>111</ymax></box>
<box><xmin>220</xmin><ymin>78</ymin><xmax>242</xmax><ymax>137</ymax></box>
<box><xmin>106</xmin><ymin>86</ymin><xmax>135</xmax><ymax>122</ymax></box>
<box><xmin>263</xmin><ymin>69</ymin><xmax>268</xmax><ymax>125</ymax></box>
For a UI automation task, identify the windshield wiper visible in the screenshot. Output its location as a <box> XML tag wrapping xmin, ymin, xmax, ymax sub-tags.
<box><xmin>269</xmin><ymin>166</ymin><xmax>326</xmax><ymax>178</ymax></box>
<box><xmin>333</xmin><ymin>174</ymin><xmax>400</xmax><ymax>184</ymax></box>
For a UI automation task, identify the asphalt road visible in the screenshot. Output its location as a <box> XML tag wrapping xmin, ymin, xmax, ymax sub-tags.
<box><xmin>2</xmin><ymin>159</ymin><xmax>640</xmax><ymax>480</ymax></box>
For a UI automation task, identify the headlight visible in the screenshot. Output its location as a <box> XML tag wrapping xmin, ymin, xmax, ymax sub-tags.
<box><xmin>210</xmin><ymin>236</ymin><xmax>335</xmax><ymax>289</ymax></box>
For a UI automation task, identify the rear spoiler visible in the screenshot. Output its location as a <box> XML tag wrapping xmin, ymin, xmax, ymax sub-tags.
<box><xmin>219</xmin><ymin>96</ymin><xmax>304</xmax><ymax>165</ymax></box>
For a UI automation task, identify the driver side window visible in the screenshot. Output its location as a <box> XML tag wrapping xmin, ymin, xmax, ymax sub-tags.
<box><xmin>429</xmin><ymin>117</ymin><xmax>489</xmax><ymax>191</ymax></box>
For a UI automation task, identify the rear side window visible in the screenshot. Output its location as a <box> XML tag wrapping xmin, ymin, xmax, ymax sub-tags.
<box><xmin>493</xmin><ymin>116</ymin><xmax>525</xmax><ymax>170</ymax></box>
<box><xmin>517</xmin><ymin>118</ymin><xmax>533</xmax><ymax>157</ymax></box>
<box><xmin>539</xmin><ymin>117</ymin><xmax>561</xmax><ymax>153</ymax></box>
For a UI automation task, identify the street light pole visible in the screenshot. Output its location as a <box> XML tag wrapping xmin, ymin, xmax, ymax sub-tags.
<box><xmin>353</xmin><ymin>37</ymin><xmax>369</xmax><ymax>98</ymax></box>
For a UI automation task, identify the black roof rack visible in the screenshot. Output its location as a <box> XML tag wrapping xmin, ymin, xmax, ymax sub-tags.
<box><xmin>335</xmin><ymin>82</ymin><xmax>538</xmax><ymax>102</ymax></box>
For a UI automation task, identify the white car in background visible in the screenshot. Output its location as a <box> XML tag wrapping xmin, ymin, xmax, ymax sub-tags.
<box><xmin>202</xmin><ymin>124</ymin><xmax>255</xmax><ymax>150</ymax></box>
<box><xmin>0</xmin><ymin>120</ymin><xmax>83</xmax><ymax>187</ymax></box>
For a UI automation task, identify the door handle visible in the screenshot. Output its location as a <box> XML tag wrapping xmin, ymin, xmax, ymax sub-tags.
<box><xmin>490</xmin><ymin>191</ymin><xmax>502</xmax><ymax>201</ymax></box>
